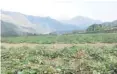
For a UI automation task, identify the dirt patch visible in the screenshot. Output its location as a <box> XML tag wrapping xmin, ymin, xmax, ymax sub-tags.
<box><xmin>1</xmin><ymin>43</ymin><xmax>117</xmax><ymax>49</ymax></box>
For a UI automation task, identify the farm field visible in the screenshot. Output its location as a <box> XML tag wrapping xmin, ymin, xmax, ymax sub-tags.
<box><xmin>1</xmin><ymin>33</ymin><xmax>117</xmax><ymax>74</ymax></box>
<box><xmin>1</xmin><ymin>33</ymin><xmax>117</xmax><ymax>44</ymax></box>
<box><xmin>1</xmin><ymin>1</ymin><xmax>117</xmax><ymax>74</ymax></box>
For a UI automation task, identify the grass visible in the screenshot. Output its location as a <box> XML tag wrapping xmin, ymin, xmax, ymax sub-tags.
<box><xmin>1</xmin><ymin>45</ymin><xmax>117</xmax><ymax>74</ymax></box>
<box><xmin>1</xmin><ymin>33</ymin><xmax>117</xmax><ymax>74</ymax></box>
<box><xmin>1</xmin><ymin>33</ymin><xmax>117</xmax><ymax>44</ymax></box>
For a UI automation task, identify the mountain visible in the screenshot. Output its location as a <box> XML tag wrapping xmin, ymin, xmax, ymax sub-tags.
<box><xmin>25</xmin><ymin>15</ymin><xmax>79</xmax><ymax>32</ymax></box>
<box><xmin>86</xmin><ymin>20</ymin><xmax>117</xmax><ymax>33</ymax></box>
<box><xmin>1</xmin><ymin>21</ymin><xmax>20</xmax><ymax>36</ymax></box>
<box><xmin>1</xmin><ymin>10</ymin><xmax>80</xmax><ymax>36</ymax></box>
<box><xmin>0</xmin><ymin>20</ymin><xmax>38</xmax><ymax>36</ymax></box>
<box><xmin>61</xmin><ymin>16</ymin><xmax>102</xmax><ymax>29</ymax></box>
<box><xmin>1</xmin><ymin>10</ymin><xmax>37</xmax><ymax>34</ymax></box>
<box><xmin>1</xmin><ymin>10</ymin><xmax>103</xmax><ymax>36</ymax></box>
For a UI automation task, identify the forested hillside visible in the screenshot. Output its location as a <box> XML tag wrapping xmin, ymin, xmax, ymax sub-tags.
<box><xmin>87</xmin><ymin>20</ymin><xmax>117</xmax><ymax>33</ymax></box>
<box><xmin>1</xmin><ymin>21</ymin><xmax>20</xmax><ymax>36</ymax></box>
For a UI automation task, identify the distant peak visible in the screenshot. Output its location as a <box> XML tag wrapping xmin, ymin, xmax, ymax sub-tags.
<box><xmin>72</xmin><ymin>16</ymin><xmax>91</xmax><ymax>20</ymax></box>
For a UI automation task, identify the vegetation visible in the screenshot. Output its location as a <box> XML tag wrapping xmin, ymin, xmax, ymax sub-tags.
<box><xmin>87</xmin><ymin>20</ymin><xmax>117</xmax><ymax>33</ymax></box>
<box><xmin>1</xmin><ymin>21</ymin><xmax>19</xmax><ymax>36</ymax></box>
<box><xmin>1</xmin><ymin>9</ymin><xmax>117</xmax><ymax>74</ymax></box>
<box><xmin>1</xmin><ymin>33</ymin><xmax>117</xmax><ymax>74</ymax></box>
<box><xmin>2</xmin><ymin>33</ymin><xmax>117</xmax><ymax>43</ymax></box>
<box><xmin>1</xmin><ymin>45</ymin><xmax>117</xmax><ymax>74</ymax></box>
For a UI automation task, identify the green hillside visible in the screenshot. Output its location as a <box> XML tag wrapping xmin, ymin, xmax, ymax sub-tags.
<box><xmin>1</xmin><ymin>21</ymin><xmax>20</xmax><ymax>36</ymax></box>
<box><xmin>87</xmin><ymin>20</ymin><xmax>117</xmax><ymax>33</ymax></box>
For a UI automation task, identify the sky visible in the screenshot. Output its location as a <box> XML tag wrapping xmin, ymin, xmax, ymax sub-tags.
<box><xmin>0</xmin><ymin>0</ymin><xmax>117</xmax><ymax>22</ymax></box>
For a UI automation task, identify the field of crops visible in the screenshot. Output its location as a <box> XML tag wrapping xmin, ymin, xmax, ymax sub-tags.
<box><xmin>1</xmin><ymin>33</ymin><xmax>117</xmax><ymax>44</ymax></box>
<box><xmin>1</xmin><ymin>33</ymin><xmax>117</xmax><ymax>74</ymax></box>
<box><xmin>1</xmin><ymin>44</ymin><xmax>117</xmax><ymax>74</ymax></box>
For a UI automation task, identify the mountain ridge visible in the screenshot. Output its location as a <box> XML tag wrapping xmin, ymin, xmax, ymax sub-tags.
<box><xmin>1</xmin><ymin>10</ymin><xmax>105</xmax><ymax>36</ymax></box>
<box><xmin>87</xmin><ymin>20</ymin><xmax>117</xmax><ymax>33</ymax></box>
<box><xmin>60</xmin><ymin>16</ymin><xmax>102</xmax><ymax>29</ymax></box>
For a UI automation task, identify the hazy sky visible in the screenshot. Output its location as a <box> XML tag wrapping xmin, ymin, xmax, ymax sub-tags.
<box><xmin>0</xmin><ymin>0</ymin><xmax>117</xmax><ymax>22</ymax></box>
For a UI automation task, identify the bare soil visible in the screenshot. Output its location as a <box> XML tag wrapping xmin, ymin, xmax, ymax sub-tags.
<box><xmin>1</xmin><ymin>43</ymin><xmax>117</xmax><ymax>49</ymax></box>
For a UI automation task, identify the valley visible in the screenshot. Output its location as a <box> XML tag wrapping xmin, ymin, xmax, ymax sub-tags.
<box><xmin>1</xmin><ymin>10</ymin><xmax>117</xmax><ymax>74</ymax></box>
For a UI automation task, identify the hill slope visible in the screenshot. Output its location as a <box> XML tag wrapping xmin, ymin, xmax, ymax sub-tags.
<box><xmin>1</xmin><ymin>10</ymin><xmax>80</xmax><ymax>36</ymax></box>
<box><xmin>61</xmin><ymin>16</ymin><xmax>102</xmax><ymax>29</ymax></box>
<box><xmin>1</xmin><ymin>10</ymin><xmax>103</xmax><ymax>36</ymax></box>
<box><xmin>87</xmin><ymin>20</ymin><xmax>117</xmax><ymax>33</ymax></box>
